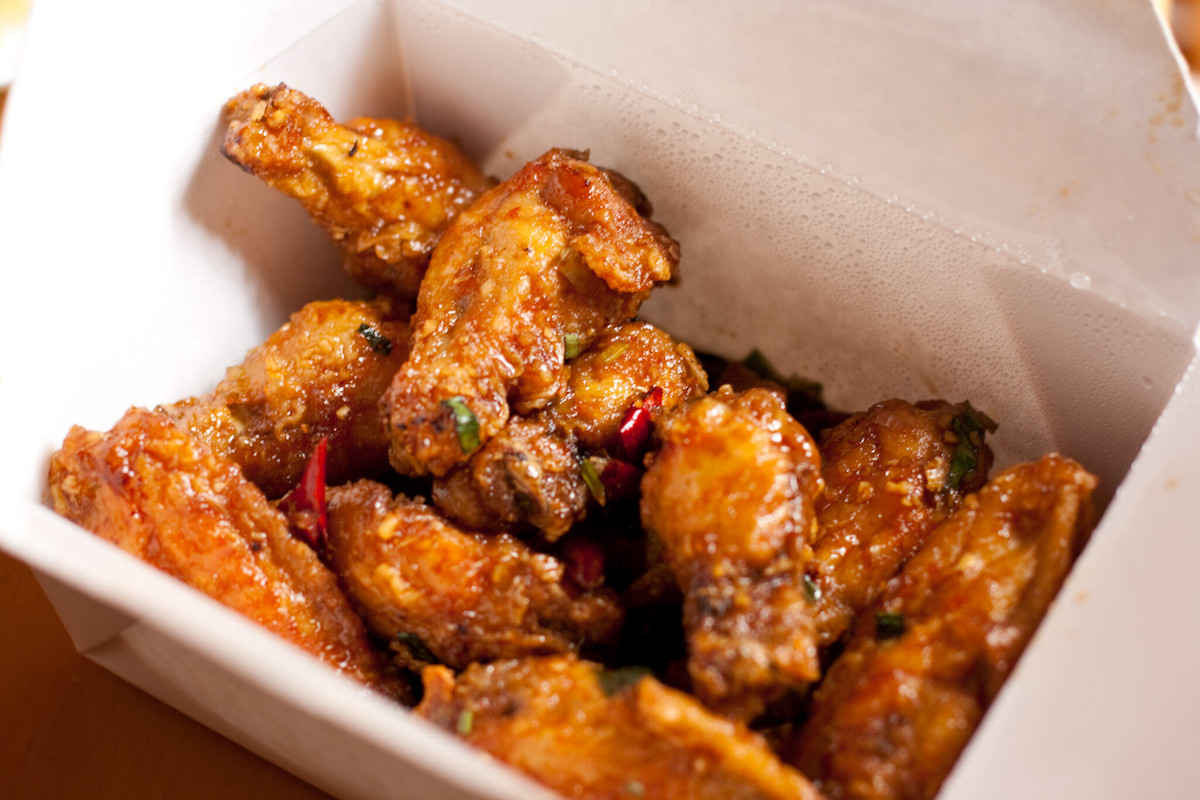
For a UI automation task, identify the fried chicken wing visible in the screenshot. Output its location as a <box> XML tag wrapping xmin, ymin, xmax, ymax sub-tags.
<box><xmin>162</xmin><ymin>298</ymin><xmax>411</xmax><ymax>498</ymax></box>
<box><xmin>639</xmin><ymin>386</ymin><xmax>824</xmax><ymax>720</ymax></box>
<box><xmin>324</xmin><ymin>480</ymin><xmax>624</xmax><ymax>671</ymax></box>
<box><xmin>431</xmin><ymin>320</ymin><xmax>708</xmax><ymax>539</ymax></box>
<box><xmin>787</xmin><ymin>454</ymin><xmax>1096</xmax><ymax>800</ymax></box>
<box><xmin>46</xmin><ymin>407</ymin><xmax>405</xmax><ymax>699</ymax></box>
<box><xmin>383</xmin><ymin>148</ymin><xmax>680</xmax><ymax>478</ymax></box>
<box><xmin>222</xmin><ymin>83</ymin><xmax>494</xmax><ymax>297</ymax></box>
<box><xmin>810</xmin><ymin>399</ymin><xmax>995</xmax><ymax>648</ymax></box>
<box><xmin>416</xmin><ymin>655</ymin><xmax>828</xmax><ymax>800</ymax></box>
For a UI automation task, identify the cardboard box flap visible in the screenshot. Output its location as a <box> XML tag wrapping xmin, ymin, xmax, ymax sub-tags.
<box><xmin>427</xmin><ymin>0</ymin><xmax>1200</xmax><ymax>328</ymax></box>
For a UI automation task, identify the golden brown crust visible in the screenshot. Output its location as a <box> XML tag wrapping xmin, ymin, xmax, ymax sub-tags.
<box><xmin>810</xmin><ymin>399</ymin><xmax>994</xmax><ymax>647</ymax></box>
<box><xmin>46</xmin><ymin>407</ymin><xmax>405</xmax><ymax>700</ymax></box>
<box><xmin>382</xmin><ymin>149</ymin><xmax>680</xmax><ymax>478</ymax></box>
<box><xmin>162</xmin><ymin>298</ymin><xmax>411</xmax><ymax>498</ymax></box>
<box><xmin>324</xmin><ymin>480</ymin><xmax>624</xmax><ymax>671</ymax></box>
<box><xmin>640</xmin><ymin>386</ymin><xmax>824</xmax><ymax>720</ymax></box>
<box><xmin>430</xmin><ymin>321</ymin><xmax>709</xmax><ymax>539</ymax></box>
<box><xmin>416</xmin><ymin>655</ymin><xmax>828</xmax><ymax>800</ymax></box>
<box><xmin>221</xmin><ymin>83</ymin><xmax>494</xmax><ymax>297</ymax></box>
<box><xmin>787</xmin><ymin>454</ymin><xmax>1096</xmax><ymax>800</ymax></box>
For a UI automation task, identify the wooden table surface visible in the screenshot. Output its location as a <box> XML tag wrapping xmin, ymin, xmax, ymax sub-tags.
<box><xmin>0</xmin><ymin>551</ymin><xmax>335</xmax><ymax>799</ymax></box>
<box><xmin>0</xmin><ymin>88</ymin><xmax>333</xmax><ymax>800</ymax></box>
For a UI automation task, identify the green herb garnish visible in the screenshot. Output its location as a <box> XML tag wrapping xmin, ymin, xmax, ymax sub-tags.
<box><xmin>456</xmin><ymin>708</ymin><xmax>475</xmax><ymax>736</ymax></box>
<box><xmin>945</xmin><ymin>402</ymin><xmax>998</xmax><ymax>493</ymax></box>
<box><xmin>564</xmin><ymin>332</ymin><xmax>582</xmax><ymax>359</ymax></box>
<box><xmin>441</xmin><ymin>396</ymin><xmax>481</xmax><ymax>454</ymax></box>
<box><xmin>803</xmin><ymin>574</ymin><xmax>822</xmax><ymax>604</ymax></box>
<box><xmin>595</xmin><ymin>665</ymin><xmax>653</xmax><ymax>697</ymax></box>
<box><xmin>597</xmin><ymin>340</ymin><xmax>630</xmax><ymax>365</ymax></box>
<box><xmin>875</xmin><ymin>611</ymin><xmax>906</xmax><ymax>640</ymax></box>
<box><xmin>581</xmin><ymin>456</ymin><xmax>607</xmax><ymax>506</ymax></box>
<box><xmin>356</xmin><ymin>323</ymin><xmax>393</xmax><ymax>355</ymax></box>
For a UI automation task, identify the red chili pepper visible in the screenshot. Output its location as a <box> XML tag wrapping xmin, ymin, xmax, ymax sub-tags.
<box><xmin>562</xmin><ymin>537</ymin><xmax>606</xmax><ymax>591</ymax></box>
<box><xmin>615</xmin><ymin>386</ymin><xmax>663</xmax><ymax>462</ymax></box>
<box><xmin>277</xmin><ymin>437</ymin><xmax>328</xmax><ymax>554</ymax></box>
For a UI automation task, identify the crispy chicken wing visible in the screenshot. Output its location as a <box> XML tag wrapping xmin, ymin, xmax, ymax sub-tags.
<box><xmin>46</xmin><ymin>407</ymin><xmax>405</xmax><ymax>700</ymax></box>
<box><xmin>383</xmin><ymin>148</ymin><xmax>680</xmax><ymax>478</ymax></box>
<box><xmin>787</xmin><ymin>454</ymin><xmax>1096</xmax><ymax>800</ymax></box>
<box><xmin>324</xmin><ymin>480</ymin><xmax>624</xmax><ymax>671</ymax></box>
<box><xmin>416</xmin><ymin>655</ymin><xmax>828</xmax><ymax>800</ymax></box>
<box><xmin>222</xmin><ymin>83</ymin><xmax>494</xmax><ymax>297</ymax></box>
<box><xmin>639</xmin><ymin>386</ymin><xmax>824</xmax><ymax>720</ymax></box>
<box><xmin>162</xmin><ymin>298</ymin><xmax>411</xmax><ymax>498</ymax></box>
<box><xmin>431</xmin><ymin>320</ymin><xmax>708</xmax><ymax>539</ymax></box>
<box><xmin>810</xmin><ymin>399</ymin><xmax>995</xmax><ymax>648</ymax></box>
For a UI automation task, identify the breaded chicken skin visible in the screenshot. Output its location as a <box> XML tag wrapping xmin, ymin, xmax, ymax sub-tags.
<box><xmin>383</xmin><ymin>148</ymin><xmax>679</xmax><ymax>478</ymax></box>
<box><xmin>325</xmin><ymin>480</ymin><xmax>624</xmax><ymax>671</ymax></box>
<box><xmin>163</xmin><ymin>298</ymin><xmax>411</xmax><ymax>498</ymax></box>
<box><xmin>432</xmin><ymin>320</ymin><xmax>708</xmax><ymax>539</ymax></box>
<box><xmin>222</xmin><ymin>83</ymin><xmax>494</xmax><ymax>297</ymax></box>
<box><xmin>640</xmin><ymin>386</ymin><xmax>824</xmax><ymax>720</ymax></box>
<box><xmin>47</xmin><ymin>407</ymin><xmax>405</xmax><ymax>700</ymax></box>
<box><xmin>417</xmin><ymin>655</ymin><xmax>828</xmax><ymax>800</ymax></box>
<box><xmin>788</xmin><ymin>454</ymin><xmax>1095</xmax><ymax>800</ymax></box>
<box><xmin>810</xmin><ymin>399</ymin><xmax>995</xmax><ymax>647</ymax></box>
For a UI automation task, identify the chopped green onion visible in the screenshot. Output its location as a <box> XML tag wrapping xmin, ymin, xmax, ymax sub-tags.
<box><xmin>564</xmin><ymin>332</ymin><xmax>582</xmax><ymax>359</ymax></box>
<box><xmin>803</xmin><ymin>574</ymin><xmax>822</xmax><ymax>604</ymax></box>
<box><xmin>441</xmin><ymin>396</ymin><xmax>481</xmax><ymax>454</ymax></box>
<box><xmin>597</xmin><ymin>340</ymin><xmax>630</xmax><ymax>365</ymax></box>
<box><xmin>875</xmin><ymin>611</ymin><xmax>906</xmax><ymax>640</ymax></box>
<box><xmin>456</xmin><ymin>708</ymin><xmax>475</xmax><ymax>736</ymax></box>
<box><xmin>595</xmin><ymin>665</ymin><xmax>652</xmax><ymax>697</ymax></box>
<box><xmin>581</xmin><ymin>456</ymin><xmax>607</xmax><ymax>506</ymax></box>
<box><xmin>945</xmin><ymin>402</ymin><xmax>998</xmax><ymax>492</ymax></box>
<box><xmin>356</xmin><ymin>323</ymin><xmax>393</xmax><ymax>355</ymax></box>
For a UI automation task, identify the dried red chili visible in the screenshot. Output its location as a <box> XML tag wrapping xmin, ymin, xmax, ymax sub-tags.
<box><xmin>615</xmin><ymin>386</ymin><xmax>663</xmax><ymax>463</ymax></box>
<box><xmin>277</xmin><ymin>437</ymin><xmax>328</xmax><ymax>554</ymax></box>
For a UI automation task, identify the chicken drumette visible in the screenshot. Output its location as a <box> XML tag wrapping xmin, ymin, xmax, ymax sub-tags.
<box><xmin>324</xmin><ymin>480</ymin><xmax>624</xmax><ymax>671</ymax></box>
<box><xmin>640</xmin><ymin>386</ymin><xmax>824</xmax><ymax>720</ymax></box>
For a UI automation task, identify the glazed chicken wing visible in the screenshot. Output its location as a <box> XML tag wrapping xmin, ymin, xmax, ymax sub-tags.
<box><xmin>809</xmin><ymin>399</ymin><xmax>995</xmax><ymax>647</ymax></box>
<box><xmin>787</xmin><ymin>454</ymin><xmax>1096</xmax><ymax>800</ymax></box>
<box><xmin>431</xmin><ymin>320</ymin><xmax>708</xmax><ymax>539</ymax></box>
<box><xmin>383</xmin><ymin>148</ymin><xmax>680</xmax><ymax>478</ymax></box>
<box><xmin>46</xmin><ymin>407</ymin><xmax>404</xmax><ymax>700</ymax></box>
<box><xmin>163</xmin><ymin>298</ymin><xmax>411</xmax><ymax>498</ymax></box>
<box><xmin>417</xmin><ymin>655</ymin><xmax>828</xmax><ymax>800</ymax></box>
<box><xmin>324</xmin><ymin>480</ymin><xmax>624</xmax><ymax>671</ymax></box>
<box><xmin>640</xmin><ymin>386</ymin><xmax>824</xmax><ymax>720</ymax></box>
<box><xmin>222</xmin><ymin>83</ymin><xmax>494</xmax><ymax>297</ymax></box>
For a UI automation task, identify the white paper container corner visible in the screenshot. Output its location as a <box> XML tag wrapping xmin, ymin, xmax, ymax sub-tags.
<box><xmin>1</xmin><ymin>1</ymin><xmax>1199</xmax><ymax>798</ymax></box>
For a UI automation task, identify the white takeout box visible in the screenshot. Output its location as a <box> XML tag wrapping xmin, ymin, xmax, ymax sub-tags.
<box><xmin>2</xmin><ymin>1</ymin><xmax>1199</xmax><ymax>797</ymax></box>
